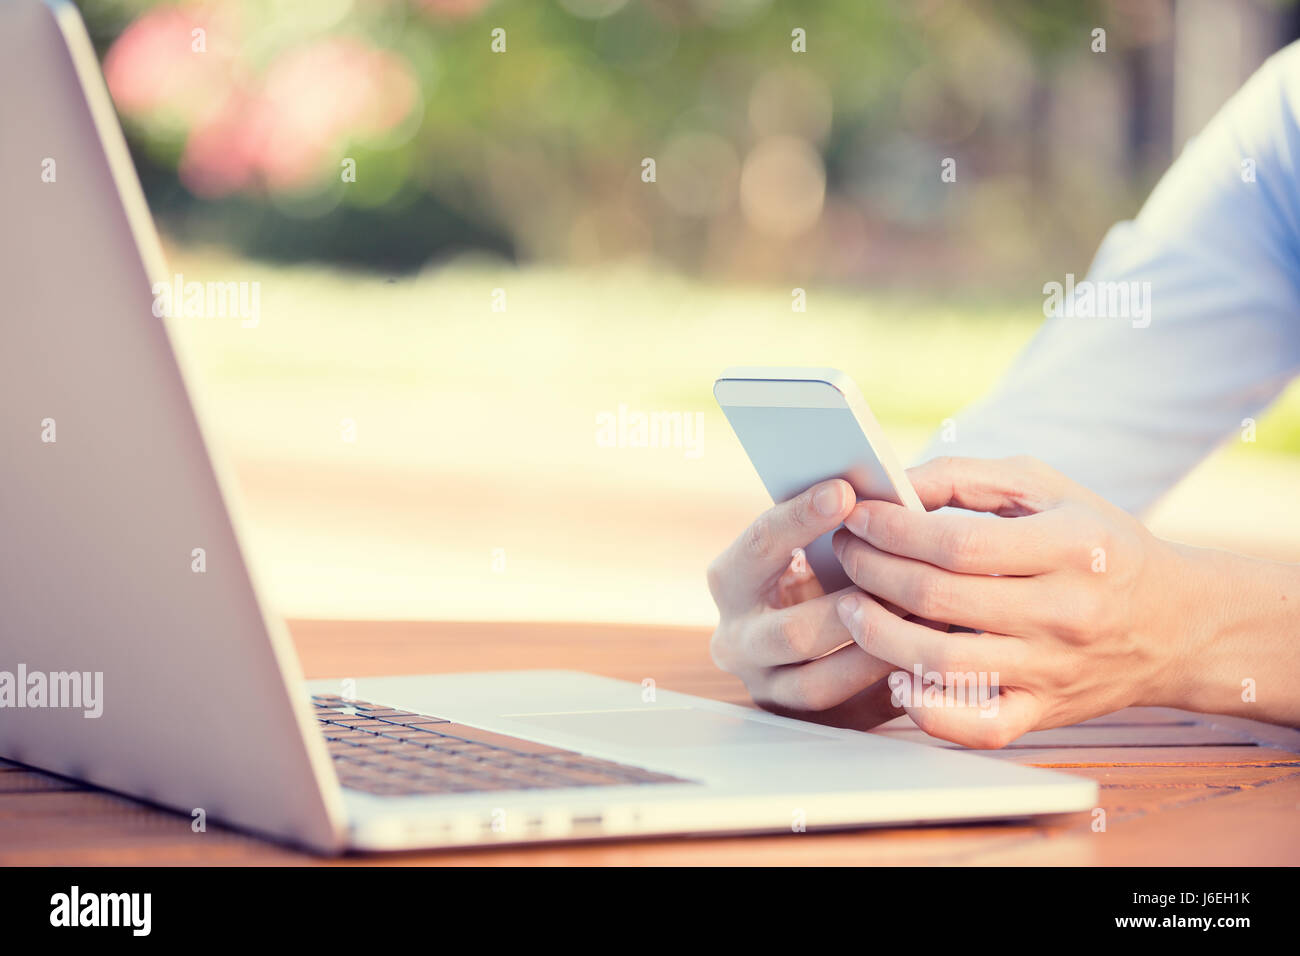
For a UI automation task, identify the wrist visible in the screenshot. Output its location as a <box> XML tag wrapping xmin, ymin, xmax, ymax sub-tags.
<box><xmin>1140</xmin><ymin>541</ymin><xmax>1219</xmax><ymax>710</ymax></box>
<box><xmin>1150</xmin><ymin>543</ymin><xmax>1228</xmax><ymax>711</ymax></box>
<box><xmin>1153</xmin><ymin>543</ymin><xmax>1299</xmax><ymax>722</ymax></box>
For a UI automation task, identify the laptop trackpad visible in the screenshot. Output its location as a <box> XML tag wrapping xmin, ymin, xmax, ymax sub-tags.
<box><xmin>504</xmin><ymin>707</ymin><xmax>834</xmax><ymax>749</ymax></box>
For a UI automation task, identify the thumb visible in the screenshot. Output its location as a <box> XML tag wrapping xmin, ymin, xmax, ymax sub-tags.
<box><xmin>904</xmin><ymin>455</ymin><xmax>1068</xmax><ymax>517</ymax></box>
<box><xmin>894</xmin><ymin>673</ymin><xmax>1043</xmax><ymax>749</ymax></box>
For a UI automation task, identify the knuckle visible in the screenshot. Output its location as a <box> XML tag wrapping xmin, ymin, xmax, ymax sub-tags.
<box><xmin>909</xmin><ymin>573</ymin><xmax>952</xmax><ymax>620</ymax></box>
<box><xmin>778</xmin><ymin>669</ymin><xmax>810</xmax><ymax>709</ymax></box>
<box><xmin>1001</xmin><ymin>641</ymin><xmax>1033</xmax><ymax>679</ymax></box>
<box><xmin>850</xmin><ymin>602</ymin><xmax>874</xmax><ymax>648</ymax></box>
<box><xmin>1007</xmin><ymin>454</ymin><xmax>1041</xmax><ymax>472</ymax></box>
<box><xmin>804</xmin><ymin>683</ymin><xmax>841</xmax><ymax>712</ymax></box>
<box><xmin>1070</xmin><ymin>589</ymin><xmax>1106</xmax><ymax>638</ymax></box>
<box><xmin>930</xmin><ymin>650</ymin><xmax>961</xmax><ymax>681</ymax></box>
<box><xmin>1077</xmin><ymin>514</ymin><xmax>1113</xmax><ymax>554</ymax></box>
<box><xmin>775</xmin><ymin>612</ymin><xmax>812</xmax><ymax>659</ymax></box>
<box><xmin>787</xmin><ymin>491</ymin><xmax>817</xmax><ymax>530</ymax></box>
<box><xmin>966</xmin><ymin>720</ymin><xmax>1017</xmax><ymax>750</ymax></box>
<box><xmin>786</xmin><ymin>668</ymin><xmax>835</xmax><ymax>711</ymax></box>
<box><xmin>1054</xmin><ymin>616</ymin><xmax>1088</xmax><ymax>644</ymax></box>
<box><xmin>838</xmin><ymin>537</ymin><xmax>867</xmax><ymax>583</ymax></box>
<box><xmin>871</xmin><ymin>508</ymin><xmax>903</xmax><ymax>551</ymax></box>
<box><xmin>708</xmin><ymin>626</ymin><xmax>736</xmax><ymax>673</ymax></box>
<box><xmin>1038</xmin><ymin>656</ymin><xmax>1074</xmax><ymax>693</ymax></box>
<box><xmin>1061</xmin><ymin>515</ymin><xmax>1098</xmax><ymax>569</ymax></box>
<box><xmin>705</xmin><ymin>557</ymin><xmax>725</xmax><ymax>601</ymax></box>
<box><xmin>1051</xmin><ymin>586</ymin><xmax>1103</xmax><ymax>642</ymax></box>
<box><xmin>938</xmin><ymin>522</ymin><xmax>981</xmax><ymax>568</ymax></box>
<box><xmin>743</xmin><ymin>512</ymin><xmax>775</xmax><ymax>562</ymax></box>
<box><xmin>930</xmin><ymin>645</ymin><xmax>965</xmax><ymax>678</ymax></box>
<box><xmin>1077</xmin><ymin>587</ymin><xmax>1106</xmax><ymax>624</ymax></box>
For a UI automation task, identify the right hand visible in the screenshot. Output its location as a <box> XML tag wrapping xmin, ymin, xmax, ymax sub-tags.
<box><xmin>706</xmin><ymin>479</ymin><xmax>904</xmax><ymax>729</ymax></box>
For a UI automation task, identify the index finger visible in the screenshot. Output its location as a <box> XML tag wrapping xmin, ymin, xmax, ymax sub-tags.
<box><xmin>905</xmin><ymin>456</ymin><xmax>1068</xmax><ymax>516</ymax></box>
<box><xmin>845</xmin><ymin>498</ymin><xmax>1071</xmax><ymax>575</ymax></box>
<box><xmin>708</xmin><ymin>479</ymin><xmax>854</xmax><ymax>610</ymax></box>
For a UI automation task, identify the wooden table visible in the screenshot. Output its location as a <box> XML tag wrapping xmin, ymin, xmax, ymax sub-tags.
<box><xmin>3</xmin><ymin>620</ymin><xmax>1298</xmax><ymax>866</ymax></box>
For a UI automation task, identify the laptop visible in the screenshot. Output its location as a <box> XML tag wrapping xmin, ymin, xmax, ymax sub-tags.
<box><xmin>0</xmin><ymin>0</ymin><xmax>1096</xmax><ymax>853</ymax></box>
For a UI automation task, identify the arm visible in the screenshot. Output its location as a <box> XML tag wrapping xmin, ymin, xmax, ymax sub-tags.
<box><xmin>925</xmin><ymin>43</ymin><xmax>1300</xmax><ymax>514</ymax></box>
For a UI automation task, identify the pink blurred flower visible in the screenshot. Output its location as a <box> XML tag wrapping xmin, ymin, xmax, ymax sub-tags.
<box><xmin>104</xmin><ymin>4</ymin><xmax>419</xmax><ymax>197</ymax></box>
<box><xmin>185</xmin><ymin>38</ymin><xmax>418</xmax><ymax>194</ymax></box>
<box><xmin>415</xmin><ymin>0</ymin><xmax>495</xmax><ymax>21</ymax></box>
<box><xmin>103</xmin><ymin>3</ymin><xmax>241</xmax><ymax>118</ymax></box>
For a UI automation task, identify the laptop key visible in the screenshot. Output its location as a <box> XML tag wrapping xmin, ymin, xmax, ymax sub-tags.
<box><xmin>317</xmin><ymin>698</ymin><xmax>695</xmax><ymax>796</ymax></box>
<box><xmin>429</xmin><ymin>741</ymin><xmax>498</xmax><ymax>755</ymax></box>
<box><xmin>394</xmin><ymin>727</ymin><xmax>444</xmax><ymax>740</ymax></box>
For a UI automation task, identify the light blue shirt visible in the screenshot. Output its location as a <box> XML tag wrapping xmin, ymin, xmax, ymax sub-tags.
<box><xmin>925</xmin><ymin>43</ymin><xmax>1300</xmax><ymax>516</ymax></box>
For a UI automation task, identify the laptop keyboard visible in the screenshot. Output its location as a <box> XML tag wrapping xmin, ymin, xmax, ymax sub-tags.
<box><xmin>312</xmin><ymin>695</ymin><xmax>693</xmax><ymax>797</ymax></box>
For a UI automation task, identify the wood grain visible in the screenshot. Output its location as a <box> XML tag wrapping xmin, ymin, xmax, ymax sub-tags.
<box><xmin>2</xmin><ymin>619</ymin><xmax>1296</xmax><ymax>866</ymax></box>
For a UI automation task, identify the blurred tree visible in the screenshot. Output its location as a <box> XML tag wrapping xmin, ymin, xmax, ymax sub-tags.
<box><xmin>73</xmin><ymin>0</ymin><xmax>1286</xmax><ymax>287</ymax></box>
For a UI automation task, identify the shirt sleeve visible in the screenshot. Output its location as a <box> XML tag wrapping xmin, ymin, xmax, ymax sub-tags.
<box><xmin>919</xmin><ymin>42</ymin><xmax>1300</xmax><ymax>516</ymax></box>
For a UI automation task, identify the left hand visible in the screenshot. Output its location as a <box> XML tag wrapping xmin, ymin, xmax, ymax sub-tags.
<box><xmin>831</xmin><ymin>455</ymin><xmax>1196</xmax><ymax>748</ymax></box>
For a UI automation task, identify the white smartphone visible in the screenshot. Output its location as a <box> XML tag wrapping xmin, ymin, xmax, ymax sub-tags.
<box><xmin>714</xmin><ymin>366</ymin><xmax>924</xmax><ymax>593</ymax></box>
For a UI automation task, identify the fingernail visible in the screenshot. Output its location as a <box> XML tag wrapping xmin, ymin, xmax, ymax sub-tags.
<box><xmin>836</xmin><ymin>594</ymin><xmax>862</xmax><ymax>629</ymax></box>
<box><xmin>813</xmin><ymin>482</ymin><xmax>842</xmax><ymax>517</ymax></box>
<box><xmin>844</xmin><ymin>506</ymin><xmax>868</xmax><ymax>536</ymax></box>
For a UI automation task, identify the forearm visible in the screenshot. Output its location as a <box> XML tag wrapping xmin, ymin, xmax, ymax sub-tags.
<box><xmin>1161</xmin><ymin>544</ymin><xmax>1300</xmax><ymax>726</ymax></box>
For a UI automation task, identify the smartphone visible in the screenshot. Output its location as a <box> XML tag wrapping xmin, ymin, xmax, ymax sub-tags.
<box><xmin>714</xmin><ymin>366</ymin><xmax>924</xmax><ymax>593</ymax></box>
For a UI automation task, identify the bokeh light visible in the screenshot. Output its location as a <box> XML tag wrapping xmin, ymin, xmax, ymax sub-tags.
<box><xmin>739</xmin><ymin>136</ymin><xmax>826</xmax><ymax>239</ymax></box>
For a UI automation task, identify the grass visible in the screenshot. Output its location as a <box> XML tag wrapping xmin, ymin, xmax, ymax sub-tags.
<box><xmin>168</xmin><ymin>247</ymin><xmax>1300</xmax><ymax>457</ymax></box>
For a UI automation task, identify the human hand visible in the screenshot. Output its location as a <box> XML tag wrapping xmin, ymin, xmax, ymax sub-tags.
<box><xmin>832</xmin><ymin>456</ymin><xmax>1195</xmax><ymax>747</ymax></box>
<box><xmin>706</xmin><ymin>479</ymin><xmax>905</xmax><ymax>728</ymax></box>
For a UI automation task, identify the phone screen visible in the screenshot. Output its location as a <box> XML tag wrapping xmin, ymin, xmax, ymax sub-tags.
<box><xmin>718</xmin><ymin>376</ymin><xmax>916</xmax><ymax>592</ymax></box>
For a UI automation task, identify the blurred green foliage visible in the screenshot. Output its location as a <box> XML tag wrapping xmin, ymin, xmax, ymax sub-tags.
<box><xmin>78</xmin><ymin>0</ymin><xmax>1122</xmax><ymax>282</ymax></box>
